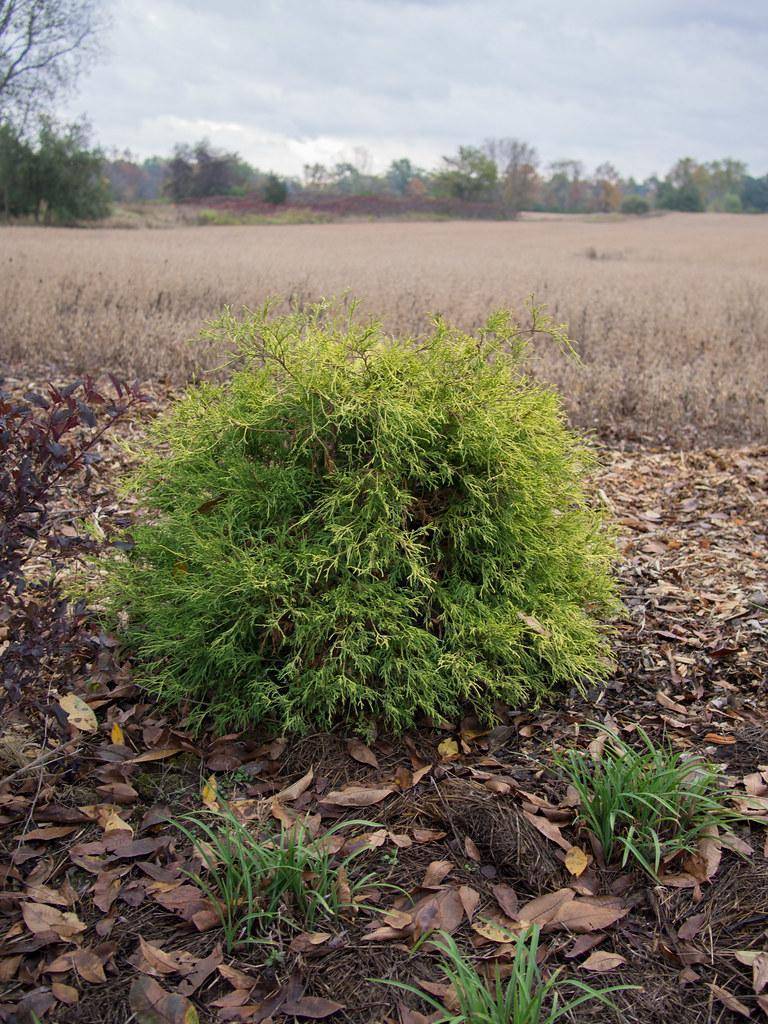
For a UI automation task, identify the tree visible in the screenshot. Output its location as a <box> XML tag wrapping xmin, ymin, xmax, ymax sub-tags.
<box><xmin>544</xmin><ymin>160</ymin><xmax>587</xmax><ymax>212</ymax></box>
<box><xmin>262</xmin><ymin>172</ymin><xmax>287</xmax><ymax>205</ymax></box>
<box><xmin>164</xmin><ymin>139</ymin><xmax>244</xmax><ymax>201</ymax></box>
<box><xmin>0</xmin><ymin>118</ymin><xmax>33</xmax><ymax>216</ymax></box>
<box><xmin>0</xmin><ymin>115</ymin><xmax>109</xmax><ymax>221</ymax></box>
<box><xmin>31</xmin><ymin>116</ymin><xmax>109</xmax><ymax>221</ymax></box>
<box><xmin>434</xmin><ymin>145</ymin><xmax>497</xmax><ymax>201</ymax></box>
<box><xmin>741</xmin><ymin>175</ymin><xmax>768</xmax><ymax>212</ymax></box>
<box><xmin>0</xmin><ymin>0</ymin><xmax>104</xmax><ymax>122</ymax></box>
<box><xmin>591</xmin><ymin>162</ymin><xmax>621</xmax><ymax>213</ymax></box>
<box><xmin>386</xmin><ymin>157</ymin><xmax>416</xmax><ymax>195</ymax></box>
<box><xmin>484</xmin><ymin>138</ymin><xmax>539</xmax><ymax>214</ymax></box>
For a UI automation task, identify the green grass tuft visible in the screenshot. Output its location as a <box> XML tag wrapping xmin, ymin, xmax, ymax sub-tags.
<box><xmin>376</xmin><ymin>926</ymin><xmax>630</xmax><ymax>1023</ymax></box>
<box><xmin>556</xmin><ymin>725</ymin><xmax>743</xmax><ymax>877</ymax></box>
<box><xmin>175</xmin><ymin>806</ymin><xmax>377</xmax><ymax>951</ymax></box>
<box><xmin>101</xmin><ymin>299</ymin><xmax>619</xmax><ymax>733</ymax></box>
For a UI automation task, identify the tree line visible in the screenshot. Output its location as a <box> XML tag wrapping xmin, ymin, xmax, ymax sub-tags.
<box><xmin>105</xmin><ymin>138</ymin><xmax>768</xmax><ymax>216</ymax></box>
<box><xmin>3</xmin><ymin>123</ymin><xmax>768</xmax><ymax>223</ymax></box>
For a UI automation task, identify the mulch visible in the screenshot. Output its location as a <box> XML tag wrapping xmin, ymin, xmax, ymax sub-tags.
<box><xmin>0</xmin><ymin>391</ymin><xmax>766</xmax><ymax>1024</ymax></box>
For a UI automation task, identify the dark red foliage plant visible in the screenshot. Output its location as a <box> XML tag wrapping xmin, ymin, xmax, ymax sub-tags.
<box><xmin>0</xmin><ymin>376</ymin><xmax>146</xmax><ymax>703</ymax></box>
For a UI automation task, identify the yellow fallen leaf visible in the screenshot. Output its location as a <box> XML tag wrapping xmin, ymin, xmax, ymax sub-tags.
<box><xmin>202</xmin><ymin>774</ymin><xmax>219</xmax><ymax>811</ymax></box>
<box><xmin>111</xmin><ymin>722</ymin><xmax>125</xmax><ymax>745</ymax></box>
<box><xmin>472</xmin><ymin>915</ymin><xmax>520</xmax><ymax>943</ymax></box>
<box><xmin>565</xmin><ymin>846</ymin><xmax>590</xmax><ymax>877</ymax></box>
<box><xmin>437</xmin><ymin>738</ymin><xmax>459</xmax><ymax>761</ymax></box>
<box><xmin>59</xmin><ymin>693</ymin><xmax>97</xmax><ymax>733</ymax></box>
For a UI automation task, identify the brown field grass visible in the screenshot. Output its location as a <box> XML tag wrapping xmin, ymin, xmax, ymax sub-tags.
<box><xmin>2</xmin><ymin>211</ymin><xmax>766</xmax><ymax>445</ymax></box>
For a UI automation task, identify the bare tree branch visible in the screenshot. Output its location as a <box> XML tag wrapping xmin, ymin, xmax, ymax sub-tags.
<box><xmin>0</xmin><ymin>0</ymin><xmax>105</xmax><ymax>123</ymax></box>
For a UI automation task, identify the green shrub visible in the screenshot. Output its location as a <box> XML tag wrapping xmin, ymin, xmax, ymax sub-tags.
<box><xmin>620</xmin><ymin>195</ymin><xmax>650</xmax><ymax>216</ymax></box>
<box><xmin>102</xmin><ymin>301</ymin><xmax>619</xmax><ymax>733</ymax></box>
<box><xmin>262</xmin><ymin>172</ymin><xmax>288</xmax><ymax>205</ymax></box>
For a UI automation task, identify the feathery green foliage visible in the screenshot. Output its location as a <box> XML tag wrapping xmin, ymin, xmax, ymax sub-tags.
<box><xmin>102</xmin><ymin>300</ymin><xmax>618</xmax><ymax>733</ymax></box>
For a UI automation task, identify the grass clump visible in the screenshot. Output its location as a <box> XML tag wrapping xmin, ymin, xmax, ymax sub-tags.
<box><xmin>103</xmin><ymin>299</ymin><xmax>618</xmax><ymax>733</ymax></box>
<box><xmin>176</xmin><ymin>807</ymin><xmax>375</xmax><ymax>950</ymax></box>
<box><xmin>378</xmin><ymin>926</ymin><xmax>628</xmax><ymax>1023</ymax></box>
<box><xmin>557</xmin><ymin>726</ymin><xmax>742</xmax><ymax>877</ymax></box>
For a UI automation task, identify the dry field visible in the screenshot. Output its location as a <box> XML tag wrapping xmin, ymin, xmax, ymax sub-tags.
<box><xmin>2</xmin><ymin>211</ymin><xmax>767</xmax><ymax>444</ymax></box>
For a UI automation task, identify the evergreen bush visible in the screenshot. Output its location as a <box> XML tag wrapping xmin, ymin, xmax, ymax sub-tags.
<box><xmin>102</xmin><ymin>302</ymin><xmax>619</xmax><ymax>733</ymax></box>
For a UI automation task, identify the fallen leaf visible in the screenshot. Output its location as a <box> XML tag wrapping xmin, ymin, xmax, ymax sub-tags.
<box><xmin>678</xmin><ymin>913</ymin><xmax>707</xmax><ymax>942</ymax></box>
<box><xmin>553</xmin><ymin>897</ymin><xmax>628</xmax><ymax>933</ymax></box>
<box><xmin>280</xmin><ymin>996</ymin><xmax>345</xmax><ymax>1018</ymax></box>
<box><xmin>565</xmin><ymin>846</ymin><xmax>590</xmax><ymax>877</ymax></box>
<box><xmin>111</xmin><ymin>722</ymin><xmax>126</xmax><ymax>745</ymax></box>
<box><xmin>472</xmin><ymin>915</ymin><xmax>518</xmax><ymax>942</ymax></box>
<box><xmin>437</xmin><ymin>738</ymin><xmax>459</xmax><ymax>761</ymax></box>
<box><xmin>458</xmin><ymin>885</ymin><xmax>480</xmax><ymax>921</ymax></box>
<box><xmin>323</xmin><ymin>785</ymin><xmax>394</xmax><ymax>807</ymax></box>
<box><xmin>421</xmin><ymin>860</ymin><xmax>454</xmax><ymax>889</ymax></box>
<box><xmin>289</xmin><ymin>931</ymin><xmax>332</xmax><ymax>954</ymax></box>
<box><xmin>129</xmin><ymin>975</ymin><xmax>200</xmax><ymax>1023</ymax></box>
<box><xmin>522</xmin><ymin>810</ymin><xmax>571</xmax><ymax>852</ymax></box>
<box><xmin>277</xmin><ymin>768</ymin><xmax>314</xmax><ymax>802</ymax></box>
<box><xmin>21</xmin><ymin>902</ymin><xmax>87</xmax><ymax>941</ymax></box>
<box><xmin>517</xmin><ymin>889</ymin><xmax>575</xmax><ymax>928</ymax></box>
<box><xmin>581</xmin><ymin>951</ymin><xmax>626</xmax><ymax>972</ymax></box>
<box><xmin>201</xmin><ymin>775</ymin><xmax>219</xmax><ymax>811</ymax></box>
<box><xmin>413</xmin><ymin>829</ymin><xmax>446</xmax><ymax>844</ymax></box>
<box><xmin>565</xmin><ymin>933</ymin><xmax>606</xmax><ymax>959</ymax></box>
<box><xmin>346</xmin><ymin>738</ymin><xmax>379</xmax><ymax>768</ymax></box>
<box><xmin>492</xmin><ymin>884</ymin><xmax>518</xmax><ymax>918</ymax></box>
<box><xmin>710</xmin><ymin>983</ymin><xmax>751</xmax><ymax>1018</ymax></box>
<box><xmin>464</xmin><ymin>837</ymin><xmax>482</xmax><ymax>862</ymax></box>
<box><xmin>59</xmin><ymin>693</ymin><xmax>98</xmax><ymax>733</ymax></box>
<box><xmin>52</xmin><ymin>981</ymin><xmax>79</xmax><ymax>1005</ymax></box>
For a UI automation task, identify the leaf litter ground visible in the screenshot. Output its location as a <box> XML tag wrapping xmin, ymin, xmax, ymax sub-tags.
<box><xmin>0</xmin><ymin>385</ymin><xmax>766</xmax><ymax>1024</ymax></box>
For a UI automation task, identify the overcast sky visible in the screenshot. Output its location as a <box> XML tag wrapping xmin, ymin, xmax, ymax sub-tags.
<box><xmin>61</xmin><ymin>0</ymin><xmax>768</xmax><ymax>179</ymax></box>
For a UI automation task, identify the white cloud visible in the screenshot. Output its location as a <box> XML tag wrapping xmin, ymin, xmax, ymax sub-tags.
<box><xmin>60</xmin><ymin>0</ymin><xmax>768</xmax><ymax>177</ymax></box>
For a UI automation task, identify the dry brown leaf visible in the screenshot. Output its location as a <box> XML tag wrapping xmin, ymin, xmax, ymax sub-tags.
<box><xmin>522</xmin><ymin>810</ymin><xmax>571</xmax><ymax>852</ymax></box>
<box><xmin>464</xmin><ymin>837</ymin><xmax>482</xmax><ymax>862</ymax></box>
<box><xmin>492</xmin><ymin>884</ymin><xmax>518</xmax><ymax>918</ymax></box>
<box><xmin>276</xmin><ymin>768</ymin><xmax>315</xmax><ymax>802</ymax></box>
<box><xmin>421</xmin><ymin>860</ymin><xmax>454</xmax><ymax>889</ymax></box>
<box><xmin>517</xmin><ymin>889</ymin><xmax>575</xmax><ymax>928</ymax></box>
<box><xmin>59</xmin><ymin>693</ymin><xmax>98</xmax><ymax>733</ymax></box>
<box><xmin>289</xmin><ymin>931</ymin><xmax>332</xmax><ymax>954</ymax></box>
<box><xmin>553</xmin><ymin>897</ymin><xmax>628</xmax><ymax>933</ymax></box>
<box><xmin>346</xmin><ymin>738</ymin><xmax>379</xmax><ymax>768</ymax></box>
<box><xmin>323</xmin><ymin>785</ymin><xmax>394</xmax><ymax>807</ymax></box>
<box><xmin>710</xmin><ymin>983</ymin><xmax>751</xmax><ymax>1018</ymax></box>
<box><xmin>458</xmin><ymin>885</ymin><xmax>480</xmax><ymax>921</ymax></box>
<box><xmin>280</xmin><ymin>996</ymin><xmax>345</xmax><ymax>1019</ymax></box>
<box><xmin>581</xmin><ymin>951</ymin><xmax>626</xmax><ymax>972</ymax></box>
<box><xmin>21</xmin><ymin>902</ymin><xmax>87</xmax><ymax>941</ymax></box>
<box><xmin>47</xmin><ymin>948</ymin><xmax>106</xmax><ymax>983</ymax></box>
<box><xmin>129</xmin><ymin>975</ymin><xmax>200</xmax><ymax>1024</ymax></box>
<box><xmin>52</xmin><ymin>981</ymin><xmax>79</xmax><ymax>1005</ymax></box>
<box><xmin>413</xmin><ymin>829</ymin><xmax>446</xmax><ymax>844</ymax></box>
